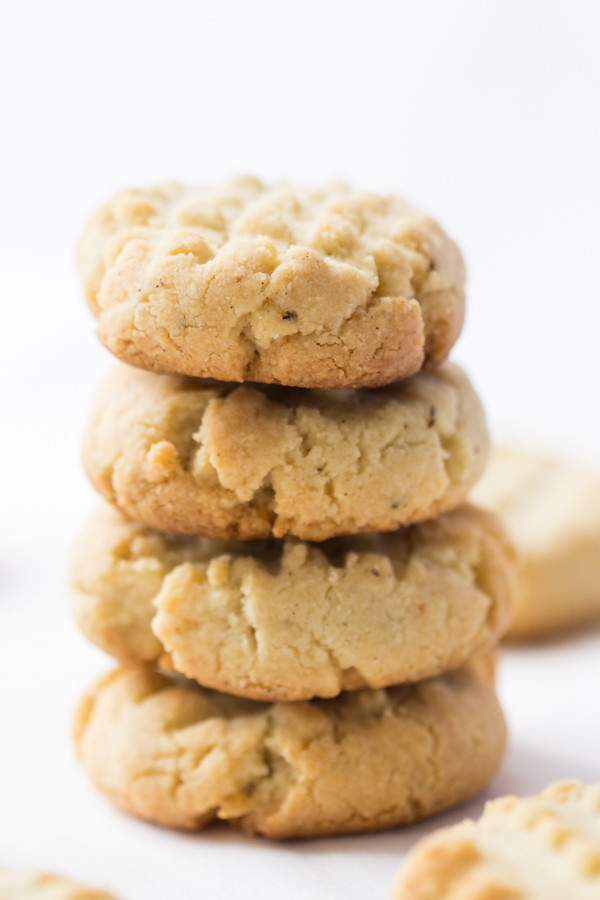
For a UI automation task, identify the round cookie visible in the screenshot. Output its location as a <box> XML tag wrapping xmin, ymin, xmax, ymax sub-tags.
<box><xmin>472</xmin><ymin>447</ymin><xmax>600</xmax><ymax>639</ymax></box>
<box><xmin>394</xmin><ymin>781</ymin><xmax>600</xmax><ymax>900</ymax></box>
<box><xmin>71</xmin><ymin>504</ymin><xmax>516</xmax><ymax>701</ymax></box>
<box><xmin>73</xmin><ymin>659</ymin><xmax>506</xmax><ymax>840</ymax></box>
<box><xmin>83</xmin><ymin>361</ymin><xmax>489</xmax><ymax>541</ymax></box>
<box><xmin>77</xmin><ymin>177</ymin><xmax>465</xmax><ymax>389</ymax></box>
<box><xmin>0</xmin><ymin>870</ymin><xmax>116</xmax><ymax>899</ymax></box>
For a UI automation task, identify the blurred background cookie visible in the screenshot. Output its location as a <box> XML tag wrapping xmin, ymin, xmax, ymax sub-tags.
<box><xmin>0</xmin><ymin>870</ymin><xmax>117</xmax><ymax>899</ymax></box>
<box><xmin>473</xmin><ymin>447</ymin><xmax>600</xmax><ymax>639</ymax></box>
<box><xmin>394</xmin><ymin>780</ymin><xmax>600</xmax><ymax>899</ymax></box>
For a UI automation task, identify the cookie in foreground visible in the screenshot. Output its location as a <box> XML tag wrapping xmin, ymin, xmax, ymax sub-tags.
<box><xmin>394</xmin><ymin>780</ymin><xmax>600</xmax><ymax>899</ymax></box>
<box><xmin>78</xmin><ymin>176</ymin><xmax>465</xmax><ymax>388</ymax></box>
<box><xmin>0</xmin><ymin>869</ymin><xmax>116</xmax><ymax>899</ymax></box>
<box><xmin>74</xmin><ymin>658</ymin><xmax>505</xmax><ymax>839</ymax></box>
<box><xmin>71</xmin><ymin>504</ymin><xmax>516</xmax><ymax>701</ymax></box>
<box><xmin>83</xmin><ymin>361</ymin><xmax>488</xmax><ymax>540</ymax></box>
<box><xmin>472</xmin><ymin>447</ymin><xmax>600</xmax><ymax>639</ymax></box>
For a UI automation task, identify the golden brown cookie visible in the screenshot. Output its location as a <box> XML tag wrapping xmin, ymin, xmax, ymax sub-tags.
<box><xmin>394</xmin><ymin>781</ymin><xmax>600</xmax><ymax>899</ymax></box>
<box><xmin>83</xmin><ymin>361</ymin><xmax>488</xmax><ymax>540</ymax></box>
<box><xmin>74</xmin><ymin>659</ymin><xmax>506</xmax><ymax>840</ymax></box>
<box><xmin>472</xmin><ymin>447</ymin><xmax>600</xmax><ymax>639</ymax></box>
<box><xmin>77</xmin><ymin>177</ymin><xmax>465</xmax><ymax>388</ymax></box>
<box><xmin>71</xmin><ymin>504</ymin><xmax>516</xmax><ymax>701</ymax></box>
<box><xmin>0</xmin><ymin>870</ymin><xmax>116</xmax><ymax>899</ymax></box>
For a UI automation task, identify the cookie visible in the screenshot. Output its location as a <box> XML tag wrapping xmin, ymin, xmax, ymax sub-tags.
<box><xmin>71</xmin><ymin>504</ymin><xmax>516</xmax><ymax>701</ymax></box>
<box><xmin>83</xmin><ymin>361</ymin><xmax>488</xmax><ymax>541</ymax></box>
<box><xmin>0</xmin><ymin>870</ymin><xmax>116</xmax><ymax>899</ymax></box>
<box><xmin>77</xmin><ymin>177</ymin><xmax>465</xmax><ymax>389</ymax></box>
<box><xmin>73</xmin><ymin>658</ymin><xmax>506</xmax><ymax>839</ymax></box>
<box><xmin>394</xmin><ymin>780</ymin><xmax>600</xmax><ymax>899</ymax></box>
<box><xmin>472</xmin><ymin>447</ymin><xmax>600</xmax><ymax>639</ymax></box>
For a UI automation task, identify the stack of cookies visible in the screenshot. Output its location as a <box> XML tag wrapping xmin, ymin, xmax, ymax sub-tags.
<box><xmin>71</xmin><ymin>177</ymin><xmax>517</xmax><ymax>839</ymax></box>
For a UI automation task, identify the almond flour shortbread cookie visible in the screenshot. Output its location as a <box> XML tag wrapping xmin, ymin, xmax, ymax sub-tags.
<box><xmin>83</xmin><ymin>361</ymin><xmax>488</xmax><ymax>541</ymax></box>
<box><xmin>0</xmin><ymin>870</ymin><xmax>116</xmax><ymax>899</ymax></box>
<box><xmin>472</xmin><ymin>447</ymin><xmax>600</xmax><ymax>639</ymax></box>
<box><xmin>71</xmin><ymin>504</ymin><xmax>516</xmax><ymax>701</ymax></box>
<box><xmin>394</xmin><ymin>781</ymin><xmax>600</xmax><ymax>900</ymax></box>
<box><xmin>73</xmin><ymin>659</ymin><xmax>506</xmax><ymax>839</ymax></box>
<box><xmin>77</xmin><ymin>177</ymin><xmax>465</xmax><ymax>388</ymax></box>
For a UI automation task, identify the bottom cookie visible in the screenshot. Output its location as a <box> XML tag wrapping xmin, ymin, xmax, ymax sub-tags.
<box><xmin>74</xmin><ymin>659</ymin><xmax>506</xmax><ymax>840</ymax></box>
<box><xmin>0</xmin><ymin>870</ymin><xmax>116</xmax><ymax>899</ymax></box>
<box><xmin>394</xmin><ymin>780</ymin><xmax>600</xmax><ymax>899</ymax></box>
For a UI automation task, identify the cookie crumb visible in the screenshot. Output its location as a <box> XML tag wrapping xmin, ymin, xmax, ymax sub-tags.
<box><xmin>144</xmin><ymin>441</ymin><xmax>179</xmax><ymax>483</ymax></box>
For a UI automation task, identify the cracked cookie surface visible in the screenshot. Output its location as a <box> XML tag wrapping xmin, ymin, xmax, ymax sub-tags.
<box><xmin>0</xmin><ymin>870</ymin><xmax>116</xmax><ymax>899</ymax></box>
<box><xmin>83</xmin><ymin>361</ymin><xmax>488</xmax><ymax>540</ymax></box>
<box><xmin>77</xmin><ymin>177</ymin><xmax>465</xmax><ymax>388</ymax></box>
<box><xmin>73</xmin><ymin>658</ymin><xmax>505</xmax><ymax>839</ymax></box>
<box><xmin>71</xmin><ymin>504</ymin><xmax>516</xmax><ymax>700</ymax></box>
<box><xmin>472</xmin><ymin>447</ymin><xmax>600</xmax><ymax>639</ymax></box>
<box><xmin>394</xmin><ymin>781</ymin><xmax>600</xmax><ymax>900</ymax></box>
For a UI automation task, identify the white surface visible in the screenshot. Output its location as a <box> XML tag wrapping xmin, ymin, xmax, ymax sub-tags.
<box><xmin>1</xmin><ymin>1</ymin><xmax>600</xmax><ymax>897</ymax></box>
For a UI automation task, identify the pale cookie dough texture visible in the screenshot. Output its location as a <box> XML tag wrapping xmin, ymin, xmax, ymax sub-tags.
<box><xmin>83</xmin><ymin>361</ymin><xmax>488</xmax><ymax>541</ymax></box>
<box><xmin>71</xmin><ymin>504</ymin><xmax>516</xmax><ymax>701</ymax></box>
<box><xmin>0</xmin><ymin>870</ymin><xmax>116</xmax><ymax>900</ymax></box>
<box><xmin>73</xmin><ymin>659</ymin><xmax>506</xmax><ymax>840</ymax></box>
<box><xmin>394</xmin><ymin>781</ymin><xmax>600</xmax><ymax>900</ymax></box>
<box><xmin>77</xmin><ymin>177</ymin><xmax>465</xmax><ymax>388</ymax></box>
<box><xmin>472</xmin><ymin>447</ymin><xmax>600</xmax><ymax>639</ymax></box>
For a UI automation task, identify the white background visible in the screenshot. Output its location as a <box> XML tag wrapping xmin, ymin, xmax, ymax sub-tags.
<box><xmin>1</xmin><ymin>1</ymin><xmax>599</xmax><ymax>897</ymax></box>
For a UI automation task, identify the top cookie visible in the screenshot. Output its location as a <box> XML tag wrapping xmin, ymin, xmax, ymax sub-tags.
<box><xmin>78</xmin><ymin>177</ymin><xmax>465</xmax><ymax>388</ymax></box>
<box><xmin>394</xmin><ymin>781</ymin><xmax>600</xmax><ymax>900</ymax></box>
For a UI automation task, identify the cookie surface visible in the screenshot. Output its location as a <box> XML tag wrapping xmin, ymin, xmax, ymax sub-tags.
<box><xmin>71</xmin><ymin>504</ymin><xmax>515</xmax><ymax>701</ymax></box>
<box><xmin>0</xmin><ymin>870</ymin><xmax>116</xmax><ymax>900</ymax></box>
<box><xmin>394</xmin><ymin>781</ymin><xmax>600</xmax><ymax>899</ymax></box>
<box><xmin>472</xmin><ymin>447</ymin><xmax>600</xmax><ymax>639</ymax></box>
<box><xmin>77</xmin><ymin>177</ymin><xmax>465</xmax><ymax>388</ymax></box>
<box><xmin>73</xmin><ymin>659</ymin><xmax>506</xmax><ymax>839</ymax></box>
<box><xmin>83</xmin><ymin>361</ymin><xmax>488</xmax><ymax>541</ymax></box>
